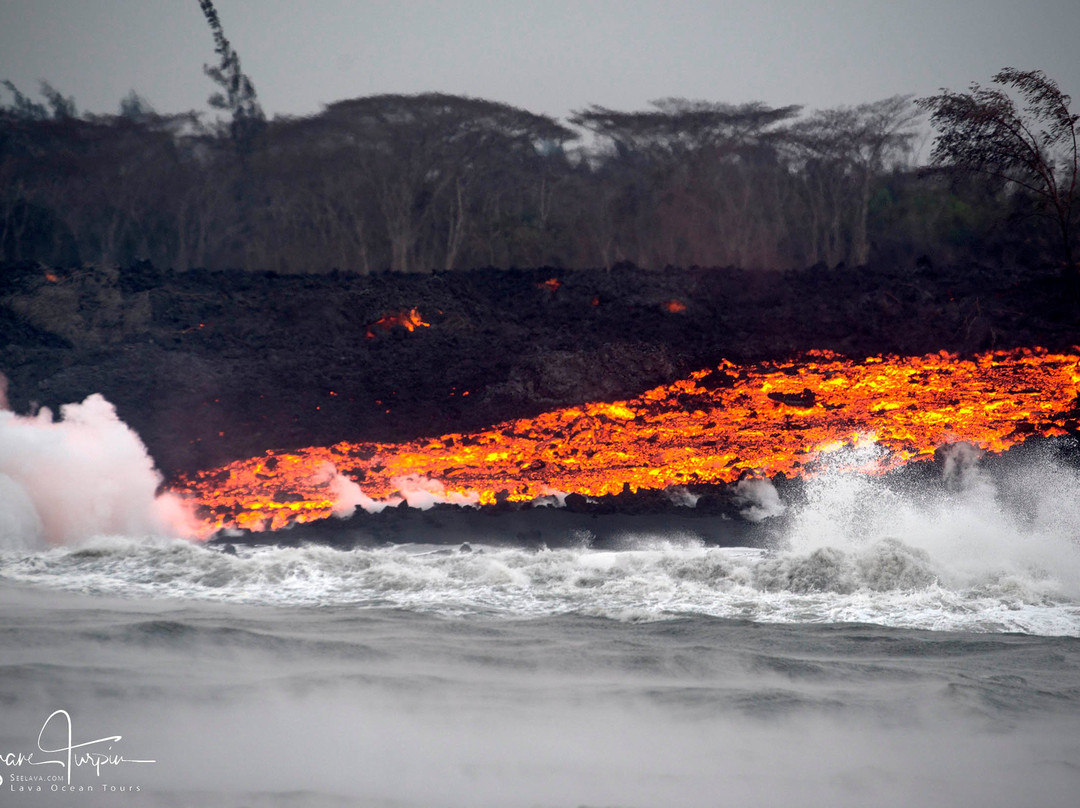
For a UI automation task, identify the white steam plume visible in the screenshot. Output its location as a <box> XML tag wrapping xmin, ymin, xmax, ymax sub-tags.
<box><xmin>390</xmin><ymin>474</ymin><xmax>480</xmax><ymax>509</ymax></box>
<box><xmin>0</xmin><ymin>386</ymin><xmax>195</xmax><ymax>548</ymax></box>
<box><xmin>313</xmin><ymin>463</ymin><xmax>392</xmax><ymax>516</ymax></box>
<box><xmin>734</xmin><ymin>478</ymin><xmax>786</xmax><ymax>522</ymax></box>
<box><xmin>314</xmin><ymin>465</ymin><xmax>481</xmax><ymax>517</ymax></box>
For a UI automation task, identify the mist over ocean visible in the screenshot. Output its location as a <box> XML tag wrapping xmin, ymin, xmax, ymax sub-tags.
<box><xmin>2</xmin><ymin>585</ymin><xmax>1079</xmax><ymax>808</ymax></box>
<box><xmin>2</xmin><ymin>403</ymin><xmax>1080</xmax><ymax>806</ymax></box>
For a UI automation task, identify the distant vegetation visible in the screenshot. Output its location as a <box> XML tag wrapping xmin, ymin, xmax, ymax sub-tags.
<box><xmin>917</xmin><ymin>68</ymin><xmax>1079</xmax><ymax>292</ymax></box>
<box><xmin>0</xmin><ymin>5</ymin><xmax>1073</xmax><ymax>274</ymax></box>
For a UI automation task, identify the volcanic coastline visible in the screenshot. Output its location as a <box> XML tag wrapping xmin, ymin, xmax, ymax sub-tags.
<box><xmin>198</xmin><ymin>437</ymin><xmax>1080</xmax><ymax>551</ymax></box>
<box><xmin>2</xmin><ymin>258</ymin><xmax>1079</xmax><ymax>545</ymax></box>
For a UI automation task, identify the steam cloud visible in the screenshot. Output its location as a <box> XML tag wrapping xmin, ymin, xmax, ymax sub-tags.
<box><xmin>321</xmin><ymin>463</ymin><xmax>482</xmax><ymax>518</ymax></box>
<box><xmin>0</xmin><ymin>382</ymin><xmax>195</xmax><ymax>548</ymax></box>
<box><xmin>734</xmin><ymin>477</ymin><xmax>786</xmax><ymax>522</ymax></box>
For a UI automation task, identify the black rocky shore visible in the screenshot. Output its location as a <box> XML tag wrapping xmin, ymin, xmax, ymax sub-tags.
<box><xmin>206</xmin><ymin>438</ymin><xmax>1080</xmax><ymax>551</ymax></box>
<box><xmin>2</xmin><ymin>259</ymin><xmax>1079</xmax><ymax>546</ymax></box>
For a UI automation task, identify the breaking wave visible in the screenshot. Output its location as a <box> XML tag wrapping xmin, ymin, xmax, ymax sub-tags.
<box><xmin>3</xmin><ymin>448</ymin><xmax>1080</xmax><ymax>636</ymax></box>
<box><xmin>0</xmin><ymin>384</ymin><xmax>1078</xmax><ymax>635</ymax></box>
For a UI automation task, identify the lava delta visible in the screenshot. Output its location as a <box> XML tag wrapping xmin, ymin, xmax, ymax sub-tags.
<box><xmin>174</xmin><ymin>348</ymin><xmax>1080</xmax><ymax>535</ymax></box>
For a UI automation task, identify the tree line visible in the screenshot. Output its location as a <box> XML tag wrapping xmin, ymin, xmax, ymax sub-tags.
<box><xmin>1</xmin><ymin>18</ymin><xmax>1074</xmax><ymax>276</ymax></box>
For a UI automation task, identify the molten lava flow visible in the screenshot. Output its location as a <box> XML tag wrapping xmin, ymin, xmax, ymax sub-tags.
<box><xmin>365</xmin><ymin>308</ymin><xmax>430</xmax><ymax>339</ymax></box>
<box><xmin>175</xmin><ymin>348</ymin><xmax>1080</xmax><ymax>534</ymax></box>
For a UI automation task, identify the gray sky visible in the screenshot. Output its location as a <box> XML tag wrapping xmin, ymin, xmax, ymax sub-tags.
<box><xmin>1</xmin><ymin>0</ymin><xmax>1078</xmax><ymax>125</ymax></box>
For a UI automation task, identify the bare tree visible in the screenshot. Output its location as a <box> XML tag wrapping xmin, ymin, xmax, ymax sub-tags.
<box><xmin>572</xmin><ymin>100</ymin><xmax>801</xmax><ymax>268</ymax></box>
<box><xmin>319</xmin><ymin>94</ymin><xmax>575</xmax><ymax>272</ymax></box>
<box><xmin>197</xmin><ymin>0</ymin><xmax>265</xmax><ymax>155</ymax></box>
<box><xmin>788</xmin><ymin>96</ymin><xmax>919</xmax><ymax>266</ymax></box>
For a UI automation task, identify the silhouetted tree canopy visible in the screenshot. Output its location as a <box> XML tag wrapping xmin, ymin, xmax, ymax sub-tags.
<box><xmin>788</xmin><ymin>96</ymin><xmax>920</xmax><ymax>265</ymax></box>
<box><xmin>918</xmin><ymin>68</ymin><xmax>1078</xmax><ymax>273</ymax></box>
<box><xmin>3</xmin><ymin>63</ymin><xmax>1073</xmax><ymax>275</ymax></box>
<box><xmin>571</xmin><ymin>99</ymin><xmax>801</xmax><ymax>158</ymax></box>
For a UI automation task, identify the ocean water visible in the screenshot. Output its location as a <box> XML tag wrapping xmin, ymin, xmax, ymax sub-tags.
<box><xmin>3</xmin><ymin>438</ymin><xmax>1080</xmax><ymax>806</ymax></box>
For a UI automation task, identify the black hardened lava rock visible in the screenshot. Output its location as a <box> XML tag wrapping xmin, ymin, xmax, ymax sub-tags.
<box><xmin>2</xmin><ymin>260</ymin><xmax>1078</xmax><ymax>478</ymax></box>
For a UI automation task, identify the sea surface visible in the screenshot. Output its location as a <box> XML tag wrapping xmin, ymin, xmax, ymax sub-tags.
<box><xmin>2</xmin><ymin>446</ymin><xmax>1080</xmax><ymax>807</ymax></box>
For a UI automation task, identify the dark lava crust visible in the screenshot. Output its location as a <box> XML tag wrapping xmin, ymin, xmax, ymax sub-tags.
<box><xmin>3</xmin><ymin>259</ymin><xmax>1079</xmax><ymax>482</ymax></box>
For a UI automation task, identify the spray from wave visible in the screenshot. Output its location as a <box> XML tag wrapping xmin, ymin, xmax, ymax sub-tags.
<box><xmin>0</xmin><ymin>381</ymin><xmax>195</xmax><ymax>548</ymax></box>
<box><xmin>4</xmin><ymin>442</ymin><xmax>1079</xmax><ymax>634</ymax></box>
<box><xmin>1</xmin><ymin>373</ymin><xmax>1079</xmax><ymax>634</ymax></box>
<box><xmin>775</xmin><ymin>442</ymin><xmax>1080</xmax><ymax>600</ymax></box>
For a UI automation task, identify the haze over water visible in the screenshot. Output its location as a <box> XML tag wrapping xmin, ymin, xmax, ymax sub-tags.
<box><xmin>2</xmin><ymin>394</ymin><xmax>1080</xmax><ymax>805</ymax></box>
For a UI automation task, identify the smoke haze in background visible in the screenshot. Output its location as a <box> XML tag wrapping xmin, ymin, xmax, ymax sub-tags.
<box><xmin>0</xmin><ymin>384</ymin><xmax>194</xmax><ymax>548</ymax></box>
<box><xmin>1</xmin><ymin>1</ymin><xmax>1077</xmax><ymax>126</ymax></box>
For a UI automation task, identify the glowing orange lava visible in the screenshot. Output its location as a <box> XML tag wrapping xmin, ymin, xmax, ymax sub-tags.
<box><xmin>364</xmin><ymin>308</ymin><xmax>430</xmax><ymax>339</ymax></box>
<box><xmin>174</xmin><ymin>348</ymin><xmax>1080</xmax><ymax>535</ymax></box>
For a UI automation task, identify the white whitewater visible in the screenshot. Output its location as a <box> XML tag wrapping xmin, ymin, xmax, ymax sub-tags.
<box><xmin>2</xmin><ymin>444</ymin><xmax>1078</xmax><ymax>636</ymax></box>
